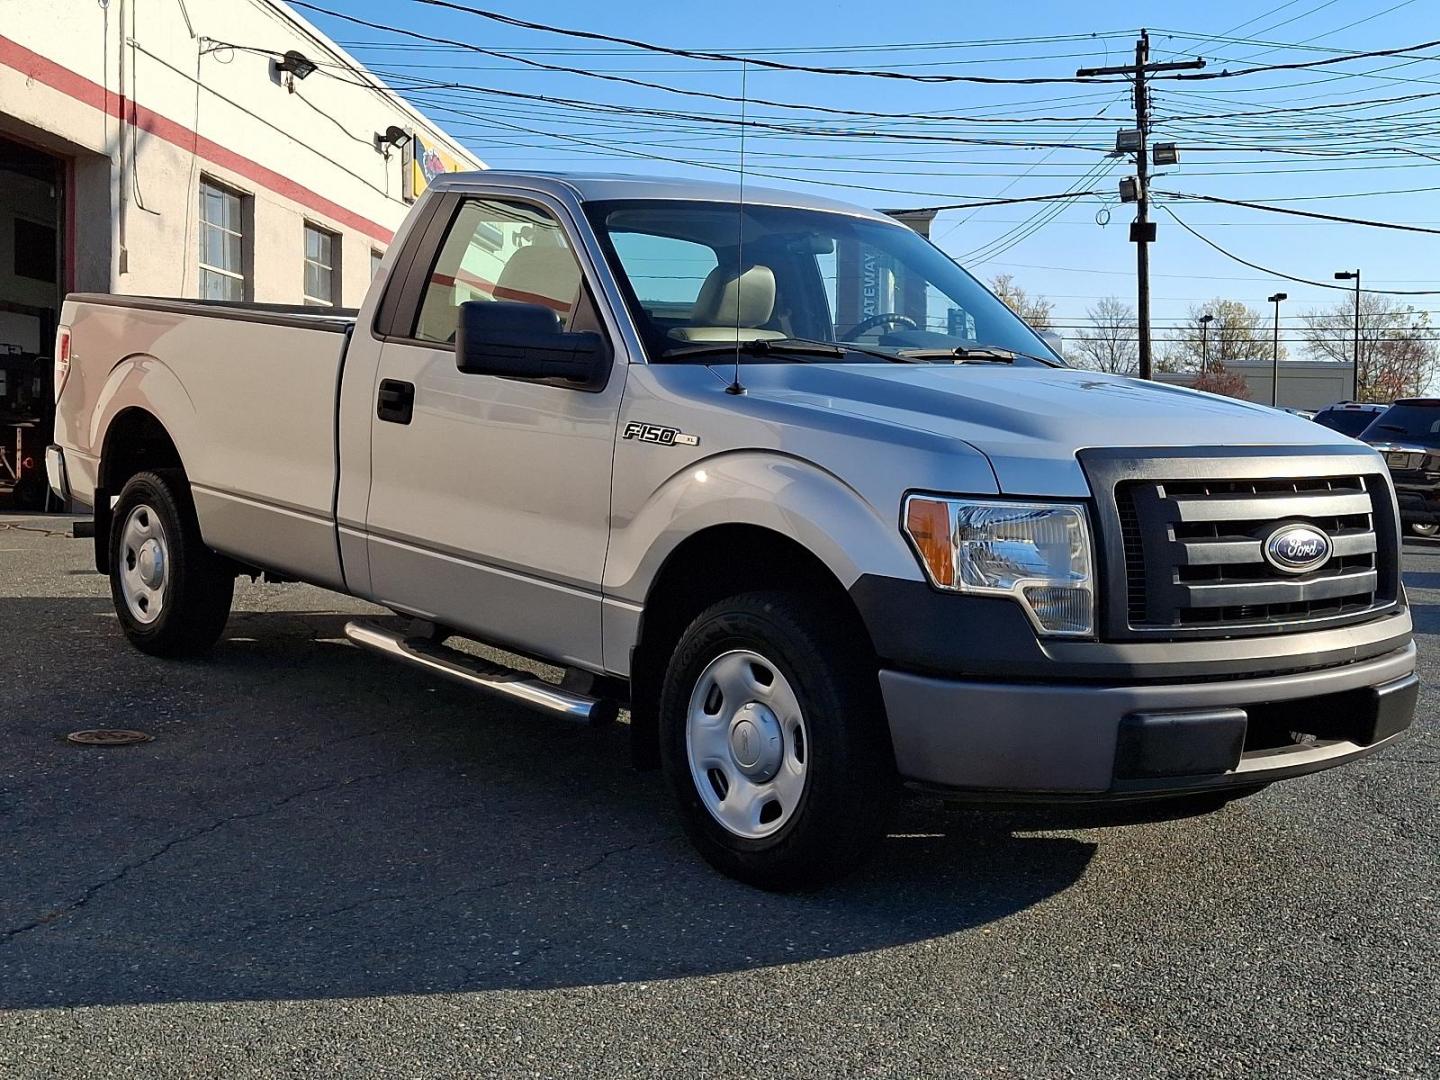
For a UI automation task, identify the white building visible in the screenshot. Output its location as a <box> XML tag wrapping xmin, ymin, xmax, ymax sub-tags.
<box><xmin>1155</xmin><ymin>360</ymin><xmax>1352</xmax><ymax>411</ymax></box>
<box><xmin>0</xmin><ymin>0</ymin><xmax>482</xmax><ymax>359</ymax></box>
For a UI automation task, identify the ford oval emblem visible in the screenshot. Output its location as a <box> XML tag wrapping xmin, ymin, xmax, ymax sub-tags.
<box><xmin>1263</xmin><ymin>522</ymin><xmax>1333</xmax><ymax>575</ymax></box>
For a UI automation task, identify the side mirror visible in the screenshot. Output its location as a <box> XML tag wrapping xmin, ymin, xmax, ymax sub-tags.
<box><xmin>455</xmin><ymin>300</ymin><xmax>607</xmax><ymax>385</ymax></box>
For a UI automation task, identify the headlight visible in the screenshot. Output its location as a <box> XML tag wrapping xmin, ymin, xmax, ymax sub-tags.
<box><xmin>903</xmin><ymin>496</ymin><xmax>1095</xmax><ymax>637</ymax></box>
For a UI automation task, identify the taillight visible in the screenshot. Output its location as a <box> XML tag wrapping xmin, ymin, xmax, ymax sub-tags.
<box><xmin>54</xmin><ymin>326</ymin><xmax>71</xmax><ymax>402</ymax></box>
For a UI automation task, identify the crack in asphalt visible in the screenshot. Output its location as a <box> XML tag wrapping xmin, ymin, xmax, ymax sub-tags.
<box><xmin>0</xmin><ymin>769</ymin><xmax>397</xmax><ymax>944</ymax></box>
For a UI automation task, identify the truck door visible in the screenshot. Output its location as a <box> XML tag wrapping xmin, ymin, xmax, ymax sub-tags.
<box><xmin>363</xmin><ymin>193</ymin><xmax>623</xmax><ymax>670</ymax></box>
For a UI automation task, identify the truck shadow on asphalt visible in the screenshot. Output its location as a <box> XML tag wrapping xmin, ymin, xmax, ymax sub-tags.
<box><xmin>1</xmin><ymin>597</ymin><xmax>1095</xmax><ymax>1009</ymax></box>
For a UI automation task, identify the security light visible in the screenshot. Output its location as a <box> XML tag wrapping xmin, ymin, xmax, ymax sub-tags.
<box><xmin>276</xmin><ymin>50</ymin><xmax>317</xmax><ymax>80</ymax></box>
<box><xmin>1114</xmin><ymin>129</ymin><xmax>1141</xmax><ymax>154</ymax></box>
<box><xmin>1118</xmin><ymin>177</ymin><xmax>1139</xmax><ymax>203</ymax></box>
<box><xmin>375</xmin><ymin>125</ymin><xmax>409</xmax><ymax>150</ymax></box>
<box><xmin>1152</xmin><ymin>142</ymin><xmax>1179</xmax><ymax>166</ymax></box>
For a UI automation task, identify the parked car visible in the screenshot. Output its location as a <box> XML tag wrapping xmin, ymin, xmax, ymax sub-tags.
<box><xmin>48</xmin><ymin>172</ymin><xmax>1418</xmax><ymax>888</ymax></box>
<box><xmin>1313</xmin><ymin>401</ymin><xmax>1388</xmax><ymax>438</ymax></box>
<box><xmin>1361</xmin><ymin>398</ymin><xmax>1440</xmax><ymax>537</ymax></box>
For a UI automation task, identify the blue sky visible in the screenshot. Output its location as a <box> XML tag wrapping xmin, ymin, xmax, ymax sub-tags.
<box><xmin>307</xmin><ymin>0</ymin><xmax>1440</xmax><ymax>348</ymax></box>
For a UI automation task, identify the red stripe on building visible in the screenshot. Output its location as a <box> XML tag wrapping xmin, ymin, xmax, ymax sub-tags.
<box><xmin>0</xmin><ymin>34</ymin><xmax>395</xmax><ymax>245</ymax></box>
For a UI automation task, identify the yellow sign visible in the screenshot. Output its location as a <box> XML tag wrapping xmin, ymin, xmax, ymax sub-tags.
<box><xmin>404</xmin><ymin>134</ymin><xmax>466</xmax><ymax>202</ymax></box>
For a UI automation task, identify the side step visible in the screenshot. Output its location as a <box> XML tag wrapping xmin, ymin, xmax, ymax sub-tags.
<box><xmin>343</xmin><ymin>620</ymin><xmax>618</xmax><ymax>725</ymax></box>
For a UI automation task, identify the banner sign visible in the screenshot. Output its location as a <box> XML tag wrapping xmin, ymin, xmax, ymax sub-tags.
<box><xmin>403</xmin><ymin>134</ymin><xmax>466</xmax><ymax>202</ymax></box>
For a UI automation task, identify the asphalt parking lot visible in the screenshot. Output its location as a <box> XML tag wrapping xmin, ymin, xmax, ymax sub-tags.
<box><xmin>0</xmin><ymin>513</ymin><xmax>1436</xmax><ymax>1079</ymax></box>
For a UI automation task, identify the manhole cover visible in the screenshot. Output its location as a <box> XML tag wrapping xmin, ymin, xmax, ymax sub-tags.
<box><xmin>66</xmin><ymin>729</ymin><xmax>153</xmax><ymax>747</ymax></box>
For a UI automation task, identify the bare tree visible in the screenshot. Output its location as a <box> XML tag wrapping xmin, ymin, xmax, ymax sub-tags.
<box><xmin>1162</xmin><ymin>299</ymin><xmax>1279</xmax><ymax>372</ymax></box>
<box><xmin>1071</xmin><ymin>297</ymin><xmax>1138</xmax><ymax>375</ymax></box>
<box><xmin>1299</xmin><ymin>295</ymin><xmax>1439</xmax><ymax>402</ymax></box>
<box><xmin>989</xmin><ymin>273</ymin><xmax>1054</xmax><ymax>332</ymax></box>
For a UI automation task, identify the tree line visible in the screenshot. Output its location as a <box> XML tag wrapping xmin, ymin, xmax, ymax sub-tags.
<box><xmin>988</xmin><ymin>274</ymin><xmax>1439</xmax><ymax>401</ymax></box>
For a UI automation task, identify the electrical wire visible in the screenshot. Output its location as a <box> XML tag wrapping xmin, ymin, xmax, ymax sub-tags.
<box><xmin>1158</xmin><ymin>191</ymin><xmax>1440</xmax><ymax>235</ymax></box>
<box><xmin>1157</xmin><ymin>205</ymin><xmax>1440</xmax><ymax>293</ymax></box>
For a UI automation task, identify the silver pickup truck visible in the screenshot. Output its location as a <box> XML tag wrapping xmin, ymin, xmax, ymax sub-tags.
<box><xmin>49</xmin><ymin>171</ymin><xmax>1418</xmax><ymax>888</ymax></box>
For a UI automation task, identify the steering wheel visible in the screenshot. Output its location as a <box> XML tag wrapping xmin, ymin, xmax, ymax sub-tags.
<box><xmin>840</xmin><ymin>312</ymin><xmax>919</xmax><ymax>340</ymax></box>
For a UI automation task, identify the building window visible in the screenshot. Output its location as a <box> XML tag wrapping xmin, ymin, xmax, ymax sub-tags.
<box><xmin>304</xmin><ymin>224</ymin><xmax>340</xmax><ymax>307</ymax></box>
<box><xmin>198</xmin><ymin>179</ymin><xmax>248</xmax><ymax>301</ymax></box>
<box><xmin>371</xmin><ymin>248</ymin><xmax>384</xmax><ymax>279</ymax></box>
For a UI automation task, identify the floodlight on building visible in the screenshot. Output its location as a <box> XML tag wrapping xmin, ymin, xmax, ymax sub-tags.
<box><xmin>375</xmin><ymin>125</ymin><xmax>410</xmax><ymax>154</ymax></box>
<box><xmin>276</xmin><ymin>50</ymin><xmax>317</xmax><ymax>80</ymax></box>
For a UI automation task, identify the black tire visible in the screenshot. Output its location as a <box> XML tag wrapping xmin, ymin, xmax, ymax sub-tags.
<box><xmin>659</xmin><ymin>590</ymin><xmax>895</xmax><ymax>890</ymax></box>
<box><xmin>109</xmin><ymin>469</ymin><xmax>234</xmax><ymax>657</ymax></box>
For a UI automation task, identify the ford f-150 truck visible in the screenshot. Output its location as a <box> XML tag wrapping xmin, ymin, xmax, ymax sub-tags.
<box><xmin>49</xmin><ymin>172</ymin><xmax>1418</xmax><ymax>888</ymax></box>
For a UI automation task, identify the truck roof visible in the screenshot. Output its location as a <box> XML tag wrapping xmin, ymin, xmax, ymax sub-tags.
<box><xmin>428</xmin><ymin>170</ymin><xmax>894</xmax><ymax>221</ymax></box>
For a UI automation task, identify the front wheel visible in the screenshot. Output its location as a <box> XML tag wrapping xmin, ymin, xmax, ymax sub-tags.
<box><xmin>660</xmin><ymin>590</ymin><xmax>895</xmax><ymax>890</ymax></box>
<box><xmin>109</xmin><ymin>470</ymin><xmax>234</xmax><ymax>657</ymax></box>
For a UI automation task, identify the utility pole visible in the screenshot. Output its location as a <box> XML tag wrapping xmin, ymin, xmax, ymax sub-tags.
<box><xmin>1079</xmin><ymin>33</ymin><xmax>1204</xmax><ymax>381</ymax></box>
<box><xmin>1268</xmin><ymin>292</ymin><xmax>1288</xmax><ymax>407</ymax></box>
<box><xmin>1199</xmin><ymin>312</ymin><xmax>1214</xmax><ymax>375</ymax></box>
<box><xmin>1335</xmin><ymin>269</ymin><xmax>1361</xmax><ymax>399</ymax></box>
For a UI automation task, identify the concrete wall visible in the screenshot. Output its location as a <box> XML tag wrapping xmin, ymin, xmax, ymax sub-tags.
<box><xmin>0</xmin><ymin>0</ymin><xmax>482</xmax><ymax>308</ymax></box>
<box><xmin>1155</xmin><ymin>360</ymin><xmax>1352</xmax><ymax>411</ymax></box>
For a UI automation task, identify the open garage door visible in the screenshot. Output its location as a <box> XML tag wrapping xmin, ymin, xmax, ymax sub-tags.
<box><xmin>0</xmin><ymin>135</ymin><xmax>64</xmax><ymax>509</ymax></box>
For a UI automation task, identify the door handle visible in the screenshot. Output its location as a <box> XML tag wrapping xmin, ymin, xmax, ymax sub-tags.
<box><xmin>377</xmin><ymin>379</ymin><xmax>415</xmax><ymax>425</ymax></box>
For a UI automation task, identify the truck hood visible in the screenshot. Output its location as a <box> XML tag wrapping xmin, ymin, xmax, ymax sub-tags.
<box><xmin>724</xmin><ymin>363</ymin><xmax>1364</xmax><ymax>497</ymax></box>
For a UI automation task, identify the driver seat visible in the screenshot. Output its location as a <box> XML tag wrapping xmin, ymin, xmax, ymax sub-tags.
<box><xmin>669</xmin><ymin>264</ymin><xmax>785</xmax><ymax>343</ymax></box>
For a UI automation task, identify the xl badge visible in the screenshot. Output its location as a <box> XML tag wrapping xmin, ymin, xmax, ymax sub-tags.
<box><xmin>624</xmin><ymin>422</ymin><xmax>699</xmax><ymax>447</ymax></box>
<box><xmin>1263</xmin><ymin>522</ymin><xmax>1333</xmax><ymax>575</ymax></box>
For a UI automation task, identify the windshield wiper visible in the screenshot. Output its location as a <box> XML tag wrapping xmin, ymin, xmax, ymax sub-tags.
<box><xmin>896</xmin><ymin>345</ymin><xmax>1036</xmax><ymax>365</ymax></box>
<box><xmin>663</xmin><ymin>338</ymin><xmax>846</xmax><ymax>362</ymax></box>
<box><xmin>784</xmin><ymin>336</ymin><xmax>927</xmax><ymax>364</ymax></box>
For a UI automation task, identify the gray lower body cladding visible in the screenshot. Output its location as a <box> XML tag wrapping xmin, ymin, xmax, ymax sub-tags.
<box><xmin>880</xmin><ymin>643</ymin><xmax>1417</xmax><ymax>796</ymax></box>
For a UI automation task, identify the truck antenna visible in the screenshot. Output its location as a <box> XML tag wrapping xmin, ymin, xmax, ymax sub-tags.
<box><xmin>726</xmin><ymin>59</ymin><xmax>749</xmax><ymax>396</ymax></box>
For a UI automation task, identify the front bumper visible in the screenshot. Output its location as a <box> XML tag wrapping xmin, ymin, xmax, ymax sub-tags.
<box><xmin>881</xmin><ymin>642</ymin><xmax>1418</xmax><ymax>797</ymax></box>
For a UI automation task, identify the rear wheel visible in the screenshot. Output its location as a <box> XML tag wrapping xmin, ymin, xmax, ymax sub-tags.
<box><xmin>1410</xmin><ymin>522</ymin><xmax>1439</xmax><ymax>538</ymax></box>
<box><xmin>109</xmin><ymin>470</ymin><xmax>233</xmax><ymax>657</ymax></box>
<box><xmin>660</xmin><ymin>590</ymin><xmax>894</xmax><ymax>890</ymax></box>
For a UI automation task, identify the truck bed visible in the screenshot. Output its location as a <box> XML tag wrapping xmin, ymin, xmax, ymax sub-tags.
<box><xmin>56</xmin><ymin>294</ymin><xmax>358</xmax><ymax>589</ymax></box>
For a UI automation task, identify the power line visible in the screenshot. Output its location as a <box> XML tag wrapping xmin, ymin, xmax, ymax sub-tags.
<box><xmin>1157</xmin><ymin>190</ymin><xmax>1440</xmax><ymax>235</ymax></box>
<box><xmin>1157</xmin><ymin>205</ymin><xmax>1440</xmax><ymax>294</ymax></box>
<box><xmin>376</xmin><ymin>0</ymin><xmax>1138</xmax><ymax>85</ymax></box>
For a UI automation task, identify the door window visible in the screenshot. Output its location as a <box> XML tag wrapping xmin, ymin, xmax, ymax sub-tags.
<box><xmin>413</xmin><ymin>199</ymin><xmax>583</xmax><ymax>344</ymax></box>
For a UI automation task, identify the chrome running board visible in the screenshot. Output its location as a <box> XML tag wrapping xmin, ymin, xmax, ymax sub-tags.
<box><xmin>343</xmin><ymin>620</ymin><xmax>617</xmax><ymax>725</ymax></box>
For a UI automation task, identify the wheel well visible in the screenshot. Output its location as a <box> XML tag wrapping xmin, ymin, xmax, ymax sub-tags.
<box><xmin>94</xmin><ymin>409</ymin><xmax>184</xmax><ymax>572</ymax></box>
<box><xmin>628</xmin><ymin>524</ymin><xmax>875</xmax><ymax>769</ymax></box>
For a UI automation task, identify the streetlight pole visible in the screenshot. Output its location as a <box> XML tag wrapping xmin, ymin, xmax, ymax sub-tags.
<box><xmin>1335</xmin><ymin>269</ymin><xmax>1361</xmax><ymax>399</ymax></box>
<box><xmin>1199</xmin><ymin>313</ymin><xmax>1214</xmax><ymax>375</ymax></box>
<box><xmin>1268</xmin><ymin>292</ymin><xmax>1287</xmax><ymax>407</ymax></box>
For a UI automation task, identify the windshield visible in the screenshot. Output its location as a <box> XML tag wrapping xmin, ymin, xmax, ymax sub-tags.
<box><xmin>1315</xmin><ymin>409</ymin><xmax>1381</xmax><ymax>437</ymax></box>
<box><xmin>584</xmin><ymin>199</ymin><xmax>1060</xmax><ymax>366</ymax></box>
<box><xmin>1361</xmin><ymin>403</ymin><xmax>1440</xmax><ymax>447</ymax></box>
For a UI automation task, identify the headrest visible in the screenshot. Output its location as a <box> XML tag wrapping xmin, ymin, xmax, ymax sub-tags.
<box><xmin>494</xmin><ymin>245</ymin><xmax>582</xmax><ymax>316</ymax></box>
<box><xmin>690</xmin><ymin>264</ymin><xmax>776</xmax><ymax>328</ymax></box>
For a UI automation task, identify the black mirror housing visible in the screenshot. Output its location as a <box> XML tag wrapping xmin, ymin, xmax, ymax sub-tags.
<box><xmin>455</xmin><ymin>300</ymin><xmax>607</xmax><ymax>385</ymax></box>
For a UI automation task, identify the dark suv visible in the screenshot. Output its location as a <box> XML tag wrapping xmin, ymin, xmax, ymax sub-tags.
<box><xmin>1362</xmin><ymin>398</ymin><xmax>1440</xmax><ymax>537</ymax></box>
<box><xmin>1314</xmin><ymin>401</ymin><xmax>1388</xmax><ymax>438</ymax></box>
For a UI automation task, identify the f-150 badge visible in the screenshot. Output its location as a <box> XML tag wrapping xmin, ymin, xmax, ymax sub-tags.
<box><xmin>624</xmin><ymin>422</ymin><xmax>699</xmax><ymax>447</ymax></box>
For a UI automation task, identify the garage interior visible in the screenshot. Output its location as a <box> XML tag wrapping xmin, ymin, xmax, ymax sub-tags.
<box><xmin>0</xmin><ymin>134</ymin><xmax>63</xmax><ymax>509</ymax></box>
